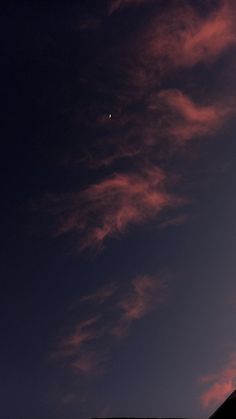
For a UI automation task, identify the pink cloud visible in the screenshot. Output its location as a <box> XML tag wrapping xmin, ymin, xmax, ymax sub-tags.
<box><xmin>157</xmin><ymin>89</ymin><xmax>229</xmax><ymax>143</ymax></box>
<box><xmin>200</xmin><ymin>353</ymin><xmax>236</xmax><ymax>409</ymax></box>
<box><xmin>81</xmin><ymin>283</ymin><xmax>117</xmax><ymax>304</ymax></box>
<box><xmin>142</xmin><ymin>1</ymin><xmax>236</xmax><ymax>75</ymax></box>
<box><xmin>87</xmin><ymin>1</ymin><xmax>235</xmax><ymax>171</ymax></box>
<box><xmin>159</xmin><ymin>213</ymin><xmax>192</xmax><ymax>229</ymax></box>
<box><xmin>112</xmin><ymin>275</ymin><xmax>166</xmax><ymax>337</ymax></box>
<box><xmin>47</xmin><ymin>167</ymin><xmax>181</xmax><ymax>250</ymax></box>
<box><xmin>57</xmin><ymin>316</ymin><xmax>102</xmax><ymax>357</ymax></box>
<box><xmin>119</xmin><ymin>275</ymin><xmax>164</xmax><ymax>320</ymax></box>
<box><xmin>37</xmin><ymin>3</ymin><xmax>236</xmax><ymax>254</ymax></box>
<box><xmin>83</xmin><ymin>143</ymin><xmax>141</xmax><ymax>170</ymax></box>
<box><xmin>55</xmin><ymin>274</ymin><xmax>166</xmax><ymax>374</ymax></box>
<box><xmin>181</xmin><ymin>1</ymin><xmax>236</xmax><ymax>67</ymax></box>
<box><xmin>71</xmin><ymin>351</ymin><xmax>106</xmax><ymax>375</ymax></box>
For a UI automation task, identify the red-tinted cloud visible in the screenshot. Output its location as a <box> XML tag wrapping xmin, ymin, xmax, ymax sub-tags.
<box><xmin>200</xmin><ymin>353</ymin><xmax>236</xmax><ymax>408</ymax></box>
<box><xmin>81</xmin><ymin>283</ymin><xmax>117</xmax><ymax>304</ymax></box>
<box><xmin>83</xmin><ymin>2</ymin><xmax>236</xmax><ymax>172</ymax></box>
<box><xmin>156</xmin><ymin>89</ymin><xmax>229</xmax><ymax>143</ymax></box>
<box><xmin>182</xmin><ymin>3</ymin><xmax>235</xmax><ymax>66</ymax></box>
<box><xmin>70</xmin><ymin>351</ymin><xmax>106</xmax><ymax>375</ymax></box>
<box><xmin>120</xmin><ymin>275</ymin><xmax>162</xmax><ymax>320</ymax></box>
<box><xmin>57</xmin><ymin>316</ymin><xmax>103</xmax><ymax>357</ymax></box>
<box><xmin>46</xmin><ymin>167</ymin><xmax>180</xmax><ymax>250</ymax></box>
<box><xmin>159</xmin><ymin>213</ymin><xmax>192</xmax><ymax>229</ymax></box>
<box><xmin>56</xmin><ymin>274</ymin><xmax>166</xmax><ymax>374</ymax></box>
<box><xmin>112</xmin><ymin>275</ymin><xmax>166</xmax><ymax>337</ymax></box>
<box><xmin>142</xmin><ymin>1</ymin><xmax>236</xmax><ymax>75</ymax></box>
<box><xmin>39</xmin><ymin>2</ymin><xmax>236</xmax><ymax>250</ymax></box>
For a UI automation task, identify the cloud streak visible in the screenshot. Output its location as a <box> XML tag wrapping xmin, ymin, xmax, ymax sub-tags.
<box><xmin>37</xmin><ymin>1</ymin><xmax>236</xmax><ymax>252</ymax></box>
<box><xmin>55</xmin><ymin>275</ymin><xmax>165</xmax><ymax>374</ymax></box>
<box><xmin>81</xmin><ymin>283</ymin><xmax>117</xmax><ymax>304</ymax></box>
<box><xmin>71</xmin><ymin>351</ymin><xmax>107</xmax><ymax>375</ymax></box>
<box><xmin>44</xmin><ymin>167</ymin><xmax>181</xmax><ymax>250</ymax></box>
<box><xmin>112</xmin><ymin>275</ymin><xmax>166</xmax><ymax>338</ymax></box>
<box><xmin>156</xmin><ymin>89</ymin><xmax>229</xmax><ymax>143</ymax></box>
<box><xmin>85</xmin><ymin>1</ymin><xmax>236</xmax><ymax>168</ymax></box>
<box><xmin>57</xmin><ymin>316</ymin><xmax>103</xmax><ymax>358</ymax></box>
<box><xmin>139</xmin><ymin>0</ymin><xmax>236</xmax><ymax>78</ymax></box>
<box><xmin>200</xmin><ymin>353</ymin><xmax>236</xmax><ymax>409</ymax></box>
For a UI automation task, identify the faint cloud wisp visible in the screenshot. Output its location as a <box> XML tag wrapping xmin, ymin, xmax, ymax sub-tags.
<box><xmin>200</xmin><ymin>353</ymin><xmax>236</xmax><ymax>409</ymax></box>
<box><xmin>55</xmin><ymin>274</ymin><xmax>166</xmax><ymax>375</ymax></box>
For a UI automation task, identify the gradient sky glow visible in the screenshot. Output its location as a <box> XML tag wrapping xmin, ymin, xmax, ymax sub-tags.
<box><xmin>1</xmin><ymin>1</ymin><xmax>236</xmax><ymax>418</ymax></box>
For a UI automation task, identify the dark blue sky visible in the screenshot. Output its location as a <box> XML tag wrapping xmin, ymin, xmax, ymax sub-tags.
<box><xmin>1</xmin><ymin>1</ymin><xmax>236</xmax><ymax>418</ymax></box>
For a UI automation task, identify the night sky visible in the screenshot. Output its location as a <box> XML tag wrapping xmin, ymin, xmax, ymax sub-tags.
<box><xmin>2</xmin><ymin>1</ymin><xmax>236</xmax><ymax>418</ymax></box>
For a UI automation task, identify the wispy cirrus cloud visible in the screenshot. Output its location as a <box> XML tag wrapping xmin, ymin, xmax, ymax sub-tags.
<box><xmin>56</xmin><ymin>316</ymin><xmax>102</xmax><ymax>357</ymax></box>
<box><xmin>71</xmin><ymin>351</ymin><xmax>107</xmax><ymax>375</ymax></box>
<box><xmin>156</xmin><ymin>89</ymin><xmax>230</xmax><ymax>143</ymax></box>
<box><xmin>139</xmin><ymin>0</ymin><xmax>236</xmax><ymax>79</ymax></box>
<box><xmin>44</xmin><ymin>167</ymin><xmax>181</xmax><ymax>250</ymax></box>
<box><xmin>112</xmin><ymin>275</ymin><xmax>166</xmax><ymax>338</ymax></box>
<box><xmin>80</xmin><ymin>1</ymin><xmax>236</xmax><ymax>169</ymax></box>
<box><xmin>81</xmin><ymin>283</ymin><xmax>117</xmax><ymax>304</ymax></box>
<box><xmin>200</xmin><ymin>353</ymin><xmax>236</xmax><ymax>409</ymax></box>
<box><xmin>158</xmin><ymin>213</ymin><xmax>192</xmax><ymax>229</ymax></box>
<box><xmin>37</xmin><ymin>1</ymin><xmax>236</xmax><ymax>253</ymax></box>
<box><xmin>120</xmin><ymin>275</ymin><xmax>163</xmax><ymax>321</ymax></box>
<box><xmin>180</xmin><ymin>0</ymin><xmax>236</xmax><ymax>67</ymax></box>
<box><xmin>55</xmin><ymin>274</ymin><xmax>165</xmax><ymax>374</ymax></box>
